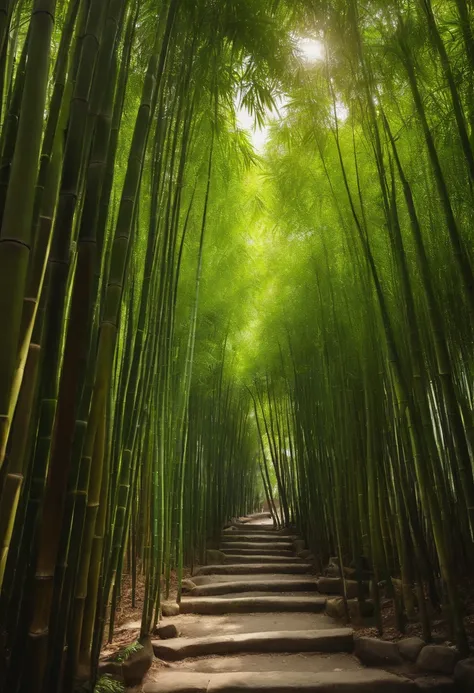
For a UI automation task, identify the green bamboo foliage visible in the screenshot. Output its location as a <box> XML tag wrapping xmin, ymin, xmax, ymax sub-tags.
<box><xmin>1</xmin><ymin>1</ymin><xmax>473</xmax><ymax>691</ymax></box>
<box><xmin>0</xmin><ymin>0</ymin><xmax>289</xmax><ymax>687</ymax></box>
<box><xmin>241</xmin><ymin>0</ymin><xmax>474</xmax><ymax>655</ymax></box>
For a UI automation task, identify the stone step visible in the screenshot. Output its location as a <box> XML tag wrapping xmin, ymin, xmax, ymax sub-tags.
<box><xmin>222</xmin><ymin>548</ymin><xmax>295</xmax><ymax>557</ymax></box>
<box><xmin>225</xmin><ymin>520</ymin><xmax>288</xmax><ymax>527</ymax></box>
<box><xmin>164</xmin><ymin>651</ymin><xmax>362</xmax><ymax>674</ymax></box>
<box><xmin>220</xmin><ymin>542</ymin><xmax>294</xmax><ymax>554</ymax></box>
<box><xmin>193</xmin><ymin>563</ymin><xmax>312</xmax><ymax>576</ymax></box>
<box><xmin>226</xmin><ymin>524</ymin><xmax>284</xmax><ymax>532</ymax></box>
<box><xmin>190</xmin><ymin>573</ymin><xmax>312</xmax><ymax>586</ymax></box>
<box><xmin>223</xmin><ymin>554</ymin><xmax>304</xmax><ymax>564</ymax></box>
<box><xmin>179</xmin><ymin>595</ymin><xmax>327</xmax><ymax>615</ymax></box>
<box><xmin>200</xmin><ymin>590</ymin><xmax>319</xmax><ymax>599</ymax></box>
<box><xmin>236</xmin><ymin>512</ymin><xmax>272</xmax><ymax>522</ymax></box>
<box><xmin>188</xmin><ymin>578</ymin><xmax>319</xmax><ymax>596</ymax></box>
<box><xmin>220</xmin><ymin>533</ymin><xmax>297</xmax><ymax>543</ymax></box>
<box><xmin>152</xmin><ymin>627</ymin><xmax>353</xmax><ymax>661</ymax></box>
<box><xmin>144</xmin><ymin>669</ymin><xmax>416</xmax><ymax>692</ymax></box>
<box><xmin>172</xmin><ymin>611</ymin><xmax>338</xmax><ymax>638</ymax></box>
<box><xmin>225</xmin><ymin>523</ymin><xmax>273</xmax><ymax>529</ymax></box>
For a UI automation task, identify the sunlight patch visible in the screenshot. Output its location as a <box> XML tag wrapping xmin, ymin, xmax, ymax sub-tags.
<box><xmin>298</xmin><ymin>37</ymin><xmax>325</xmax><ymax>64</ymax></box>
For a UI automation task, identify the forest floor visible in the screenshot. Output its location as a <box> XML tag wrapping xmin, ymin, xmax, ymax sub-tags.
<box><xmin>355</xmin><ymin>587</ymin><xmax>474</xmax><ymax>650</ymax></box>
<box><xmin>101</xmin><ymin>567</ymin><xmax>191</xmax><ymax>661</ymax></box>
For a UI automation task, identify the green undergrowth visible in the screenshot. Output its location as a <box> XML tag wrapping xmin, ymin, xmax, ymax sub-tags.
<box><xmin>110</xmin><ymin>641</ymin><xmax>143</xmax><ymax>663</ymax></box>
<box><xmin>94</xmin><ymin>675</ymin><xmax>125</xmax><ymax>693</ymax></box>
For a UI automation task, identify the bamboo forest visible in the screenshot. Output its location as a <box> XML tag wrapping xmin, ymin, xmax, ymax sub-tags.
<box><xmin>0</xmin><ymin>0</ymin><xmax>474</xmax><ymax>691</ymax></box>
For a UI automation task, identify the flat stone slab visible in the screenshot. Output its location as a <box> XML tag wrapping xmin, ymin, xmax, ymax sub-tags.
<box><xmin>173</xmin><ymin>652</ymin><xmax>363</xmax><ymax>673</ymax></box>
<box><xmin>180</xmin><ymin>596</ymin><xmax>327</xmax><ymax>615</ymax></box>
<box><xmin>171</xmin><ymin>612</ymin><xmax>339</xmax><ymax>638</ymax></box>
<box><xmin>221</xmin><ymin>533</ymin><xmax>297</xmax><ymax>542</ymax></box>
<box><xmin>232</xmin><ymin>521</ymin><xmax>273</xmax><ymax>527</ymax></box>
<box><xmin>223</xmin><ymin>554</ymin><xmax>305</xmax><ymax>564</ymax></box>
<box><xmin>238</xmin><ymin>512</ymin><xmax>272</xmax><ymax>521</ymax></box>
<box><xmin>221</xmin><ymin>540</ymin><xmax>294</xmax><ymax>548</ymax></box>
<box><xmin>222</xmin><ymin>549</ymin><xmax>295</xmax><ymax>557</ymax></box>
<box><xmin>224</xmin><ymin>523</ymin><xmax>273</xmax><ymax>529</ymax></box>
<box><xmin>190</xmin><ymin>573</ymin><xmax>313</xmax><ymax>585</ymax></box>
<box><xmin>206</xmin><ymin>591</ymin><xmax>318</xmax><ymax>599</ymax></box>
<box><xmin>221</xmin><ymin>544</ymin><xmax>294</xmax><ymax>555</ymax></box>
<box><xmin>144</xmin><ymin>669</ymin><xmax>416</xmax><ymax>692</ymax></box>
<box><xmin>193</xmin><ymin>563</ymin><xmax>312</xmax><ymax>576</ymax></box>
<box><xmin>188</xmin><ymin>578</ymin><xmax>319</xmax><ymax>596</ymax></box>
<box><xmin>152</xmin><ymin>628</ymin><xmax>354</xmax><ymax>661</ymax></box>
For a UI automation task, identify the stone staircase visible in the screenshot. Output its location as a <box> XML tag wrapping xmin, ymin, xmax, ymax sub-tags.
<box><xmin>144</xmin><ymin>517</ymin><xmax>421</xmax><ymax>691</ymax></box>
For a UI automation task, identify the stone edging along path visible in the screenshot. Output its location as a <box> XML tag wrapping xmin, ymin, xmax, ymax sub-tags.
<box><xmin>99</xmin><ymin>513</ymin><xmax>474</xmax><ymax>691</ymax></box>
<box><xmin>353</xmin><ymin>635</ymin><xmax>473</xmax><ymax>690</ymax></box>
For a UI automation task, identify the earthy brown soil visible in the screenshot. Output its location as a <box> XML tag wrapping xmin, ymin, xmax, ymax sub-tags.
<box><xmin>354</xmin><ymin>593</ymin><xmax>474</xmax><ymax>652</ymax></box>
<box><xmin>100</xmin><ymin>566</ymin><xmax>191</xmax><ymax>660</ymax></box>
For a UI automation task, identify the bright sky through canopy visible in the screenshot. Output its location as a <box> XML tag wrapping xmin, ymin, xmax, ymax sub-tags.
<box><xmin>297</xmin><ymin>37</ymin><xmax>325</xmax><ymax>63</ymax></box>
<box><xmin>236</xmin><ymin>37</ymin><xmax>325</xmax><ymax>151</ymax></box>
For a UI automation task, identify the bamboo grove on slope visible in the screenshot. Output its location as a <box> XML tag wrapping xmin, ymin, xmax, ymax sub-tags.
<box><xmin>0</xmin><ymin>0</ymin><xmax>290</xmax><ymax>691</ymax></box>
<box><xmin>248</xmin><ymin>0</ymin><xmax>474</xmax><ymax>659</ymax></box>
